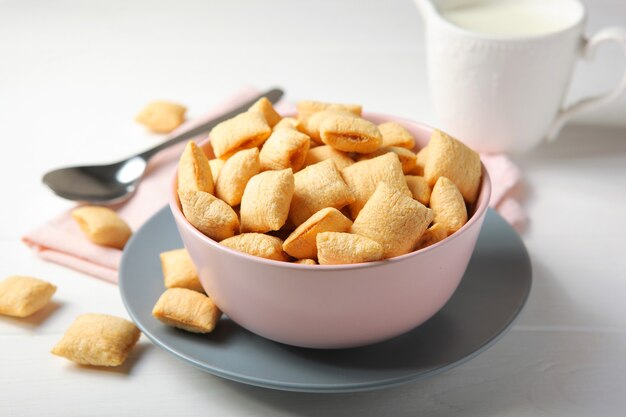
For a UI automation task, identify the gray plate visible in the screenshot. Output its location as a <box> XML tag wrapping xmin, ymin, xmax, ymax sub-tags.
<box><xmin>120</xmin><ymin>207</ymin><xmax>531</xmax><ymax>393</ymax></box>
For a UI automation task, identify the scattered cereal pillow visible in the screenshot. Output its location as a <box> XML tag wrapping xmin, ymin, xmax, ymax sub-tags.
<box><xmin>160</xmin><ymin>248</ymin><xmax>204</xmax><ymax>293</ymax></box>
<box><xmin>72</xmin><ymin>206</ymin><xmax>132</xmax><ymax>249</ymax></box>
<box><xmin>51</xmin><ymin>313</ymin><xmax>140</xmax><ymax>366</ymax></box>
<box><xmin>0</xmin><ymin>276</ymin><xmax>56</xmax><ymax>318</ymax></box>
<box><xmin>152</xmin><ymin>288</ymin><xmax>222</xmax><ymax>333</ymax></box>
<box><xmin>135</xmin><ymin>100</ymin><xmax>186</xmax><ymax>133</ymax></box>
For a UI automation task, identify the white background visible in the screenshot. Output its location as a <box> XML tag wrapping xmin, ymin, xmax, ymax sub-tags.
<box><xmin>1</xmin><ymin>0</ymin><xmax>626</xmax><ymax>416</ymax></box>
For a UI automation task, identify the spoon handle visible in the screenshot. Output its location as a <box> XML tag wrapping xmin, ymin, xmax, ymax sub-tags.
<box><xmin>137</xmin><ymin>88</ymin><xmax>284</xmax><ymax>161</ymax></box>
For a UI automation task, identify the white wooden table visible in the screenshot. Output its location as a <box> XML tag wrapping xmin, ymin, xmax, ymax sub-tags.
<box><xmin>1</xmin><ymin>0</ymin><xmax>625</xmax><ymax>415</ymax></box>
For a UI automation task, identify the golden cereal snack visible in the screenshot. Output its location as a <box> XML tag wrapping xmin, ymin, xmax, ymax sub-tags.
<box><xmin>209</xmin><ymin>111</ymin><xmax>272</xmax><ymax>158</ymax></box>
<box><xmin>340</xmin><ymin>152</ymin><xmax>411</xmax><ymax>218</ymax></box>
<box><xmin>178</xmin><ymin>190</ymin><xmax>239</xmax><ymax>241</ymax></box>
<box><xmin>430</xmin><ymin>176</ymin><xmax>468</xmax><ymax>234</ymax></box>
<box><xmin>135</xmin><ymin>100</ymin><xmax>186</xmax><ymax>133</ymax></box>
<box><xmin>316</xmin><ymin>232</ymin><xmax>383</xmax><ymax>265</ymax></box>
<box><xmin>259</xmin><ymin>128</ymin><xmax>311</xmax><ymax>172</ymax></box>
<box><xmin>71</xmin><ymin>206</ymin><xmax>132</xmax><ymax>249</ymax></box>
<box><xmin>0</xmin><ymin>276</ymin><xmax>56</xmax><ymax>318</ymax></box>
<box><xmin>51</xmin><ymin>313</ymin><xmax>140</xmax><ymax>366</ymax></box>
<box><xmin>283</xmin><ymin>207</ymin><xmax>353</xmax><ymax>260</ymax></box>
<box><xmin>405</xmin><ymin>175</ymin><xmax>432</xmax><ymax>206</ymax></box>
<box><xmin>220</xmin><ymin>233</ymin><xmax>290</xmax><ymax>261</ymax></box>
<box><xmin>351</xmin><ymin>182</ymin><xmax>433</xmax><ymax>259</ymax></box>
<box><xmin>215</xmin><ymin>148</ymin><xmax>260</xmax><ymax>206</ymax></box>
<box><xmin>152</xmin><ymin>288</ymin><xmax>222</xmax><ymax>333</ymax></box>
<box><xmin>319</xmin><ymin>115</ymin><xmax>383</xmax><ymax>154</ymax></box>
<box><xmin>297</xmin><ymin>107</ymin><xmax>356</xmax><ymax>144</ymax></box>
<box><xmin>208</xmin><ymin>158</ymin><xmax>225</xmax><ymax>180</ymax></box>
<box><xmin>294</xmin><ymin>258</ymin><xmax>317</xmax><ymax>265</ymax></box>
<box><xmin>424</xmin><ymin>129</ymin><xmax>482</xmax><ymax>203</ymax></box>
<box><xmin>177</xmin><ymin>141</ymin><xmax>214</xmax><ymax>194</ymax></box>
<box><xmin>288</xmin><ymin>159</ymin><xmax>355</xmax><ymax>226</ymax></box>
<box><xmin>240</xmin><ymin>169</ymin><xmax>295</xmax><ymax>232</ymax></box>
<box><xmin>248</xmin><ymin>97</ymin><xmax>282</xmax><ymax>128</ymax></box>
<box><xmin>411</xmin><ymin>146</ymin><xmax>429</xmax><ymax>176</ymax></box>
<box><xmin>356</xmin><ymin>146</ymin><xmax>417</xmax><ymax>174</ymax></box>
<box><xmin>378</xmin><ymin>122</ymin><xmax>416</xmax><ymax>149</ymax></box>
<box><xmin>296</xmin><ymin>100</ymin><xmax>362</xmax><ymax>121</ymax></box>
<box><xmin>273</xmin><ymin>117</ymin><xmax>298</xmax><ymax>131</ymax></box>
<box><xmin>304</xmin><ymin>145</ymin><xmax>354</xmax><ymax>171</ymax></box>
<box><xmin>416</xmin><ymin>223</ymin><xmax>448</xmax><ymax>250</ymax></box>
<box><xmin>160</xmin><ymin>249</ymin><xmax>204</xmax><ymax>293</ymax></box>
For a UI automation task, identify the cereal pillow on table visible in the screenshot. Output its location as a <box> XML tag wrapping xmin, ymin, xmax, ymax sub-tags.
<box><xmin>0</xmin><ymin>276</ymin><xmax>56</xmax><ymax>318</ymax></box>
<box><xmin>51</xmin><ymin>314</ymin><xmax>140</xmax><ymax>366</ymax></box>
<box><xmin>71</xmin><ymin>206</ymin><xmax>132</xmax><ymax>249</ymax></box>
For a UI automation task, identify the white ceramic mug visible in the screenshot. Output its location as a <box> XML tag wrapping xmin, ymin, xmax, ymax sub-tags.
<box><xmin>415</xmin><ymin>0</ymin><xmax>626</xmax><ymax>153</ymax></box>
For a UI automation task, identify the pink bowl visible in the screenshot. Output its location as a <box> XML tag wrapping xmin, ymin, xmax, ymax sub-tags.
<box><xmin>169</xmin><ymin>113</ymin><xmax>492</xmax><ymax>349</ymax></box>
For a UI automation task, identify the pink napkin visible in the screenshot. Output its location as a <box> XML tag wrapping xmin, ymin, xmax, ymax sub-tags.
<box><xmin>23</xmin><ymin>89</ymin><xmax>526</xmax><ymax>283</ymax></box>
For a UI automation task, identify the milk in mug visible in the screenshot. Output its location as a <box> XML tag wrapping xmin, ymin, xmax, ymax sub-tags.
<box><xmin>441</xmin><ymin>0</ymin><xmax>574</xmax><ymax>37</ymax></box>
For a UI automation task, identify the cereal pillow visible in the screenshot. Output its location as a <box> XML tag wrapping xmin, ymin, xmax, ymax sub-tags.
<box><xmin>152</xmin><ymin>288</ymin><xmax>222</xmax><ymax>333</ymax></box>
<box><xmin>51</xmin><ymin>314</ymin><xmax>140</xmax><ymax>366</ymax></box>
<box><xmin>0</xmin><ymin>276</ymin><xmax>56</xmax><ymax>318</ymax></box>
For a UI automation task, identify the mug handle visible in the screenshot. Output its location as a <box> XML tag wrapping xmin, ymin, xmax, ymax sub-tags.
<box><xmin>546</xmin><ymin>27</ymin><xmax>626</xmax><ymax>141</ymax></box>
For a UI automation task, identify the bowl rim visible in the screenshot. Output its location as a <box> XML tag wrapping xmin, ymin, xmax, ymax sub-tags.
<box><xmin>169</xmin><ymin>111</ymin><xmax>492</xmax><ymax>271</ymax></box>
